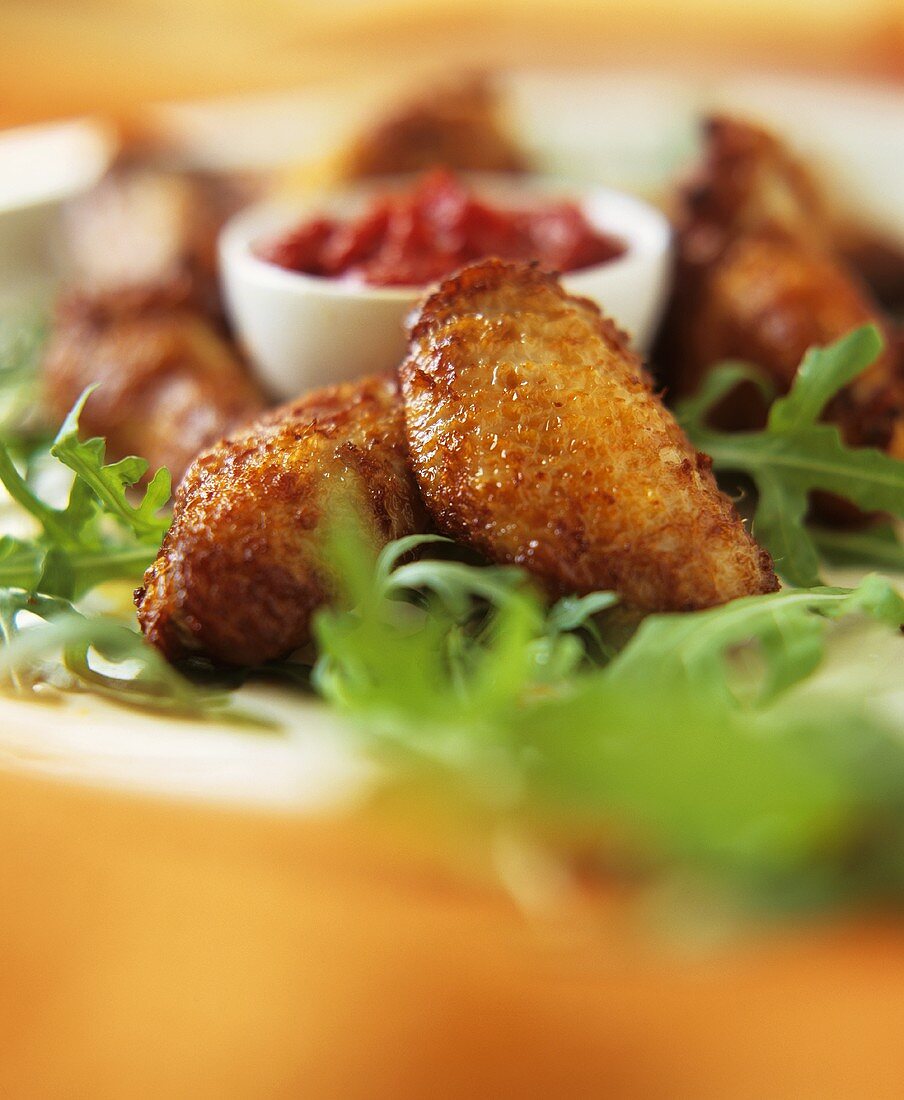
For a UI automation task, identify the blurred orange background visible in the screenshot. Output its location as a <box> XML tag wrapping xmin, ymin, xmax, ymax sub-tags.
<box><xmin>1</xmin><ymin>0</ymin><xmax>902</xmax><ymax>129</ymax></box>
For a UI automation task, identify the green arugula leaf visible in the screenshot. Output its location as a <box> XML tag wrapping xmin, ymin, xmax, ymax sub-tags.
<box><xmin>678</xmin><ymin>326</ymin><xmax>904</xmax><ymax>586</ymax></box>
<box><xmin>0</xmin><ymin>310</ymin><xmax>50</xmax><ymax>452</ymax></box>
<box><xmin>545</xmin><ymin>591</ymin><xmax>620</xmax><ymax>634</ymax></box>
<box><xmin>812</xmin><ymin>524</ymin><xmax>904</xmax><ymax>572</ymax></box>
<box><xmin>0</xmin><ymin>438</ymin><xmax>75</xmax><ymax>545</ymax></box>
<box><xmin>519</xmin><ymin>685</ymin><xmax>882</xmax><ymax>903</ymax></box>
<box><xmin>0</xmin><ymin>587</ymin><xmax>263</xmax><ymax>722</ymax></box>
<box><xmin>0</xmin><ymin>535</ymin><xmax>43</xmax><ymax>590</ymax></box>
<box><xmin>313</xmin><ymin>520</ymin><xmax>617</xmax><ymax>753</ymax></box>
<box><xmin>826</xmin><ymin>570</ymin><xmax>904</xmax><ymax>624</ymax></box>
<box><xmin>49</xmin><ymin>387</ymin><xmax>171</xmax><ymax>543</ymax></box>
<box><xmin>315</xmin><ymin>529</ymin><xmax>904</xmax><ymax>907</ymax></box>
<box><xmin>599</xmin><ymin>579</ymin><xmax>904</xmax><ymax>701</ymax></box>
<box><xmin>673</xmin><ymin>360</ymin><xmax>775</xmax><ymax>431</ymax></box>
<box><xmin>751</xmin><ymin>468</ymin><xmax>817</xmax><ymax>588</ymax></box>
<box><xmin>520</xmin><ymin>573</ymin><xmax>904</xmax><ymax>904</ymax></box>
<box><xmin>0</xmin><ymin>362</ymin><xmax>204</xmax><ymax>710</ymax></box>
<box><xmin>0</xmin><ymin>387</ymin><xmax>172</xmax><ymax>599</ymax></box>
<box><xmin>767</xmin><ymin>327</ymin><xmax>882</xmax><ymax>433</ymax></box>
<box><xmin>0</xmin><ymin>588</ymin><xmax>74</xmax><ymax>691</ymax></box>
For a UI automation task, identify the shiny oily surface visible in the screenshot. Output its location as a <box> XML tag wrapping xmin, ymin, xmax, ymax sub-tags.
<box><xmin>402</xmin><ymin>260</ymin><xmax>777</xmax><ymax>610</ymax></box>
<box><xmin>137</xmin><ymin>374</ymin><xmax>427</xmax><ymax>666</ymax></box>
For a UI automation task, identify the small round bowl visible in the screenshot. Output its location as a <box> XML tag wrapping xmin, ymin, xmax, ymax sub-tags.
<box><xmin>219</xmin><ymin>176</ymin><xmax>673</xmax><ymax>400</ymax></box>
<box><xmin>0</xmin><ymin>118</ymin><xmax>113</xmax><ymax>289</ymax></box>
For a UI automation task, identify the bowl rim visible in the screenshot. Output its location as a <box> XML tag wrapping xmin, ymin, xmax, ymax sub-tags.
<box><xmin>218</xmin><ymin>174</ymin><xmax>673</xmax><ymax>304</ymax></box>
<box><xmin>0</xmin><ymin>118</ymin><xmax>116</xmax><ymax>219</ymax></box>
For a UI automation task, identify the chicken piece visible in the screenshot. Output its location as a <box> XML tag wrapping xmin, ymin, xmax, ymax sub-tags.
<box><xmin>42</xmin><ymin>283</ymin><xmax>266</xmax><ymax>485</ymax></box>
<box><xmin>659</xmin><ymin>115</ymin><xmax>904</xmax><ymax>458</ymax></box>
<box><xmin>835</xmin><ymin>227</ymin><xmax>904</xmax><ymax>313</ymax></box>
<box><xmin>61</xmin><ymin>165</ymin><xmax>256</xmax><ymax>316</ymax></box>
<box><xmin>343</xmin><ymin>74</ymin><xmax>527</xmax><ymax>180</ymax></box>
<box><xmin>136</xmin><ymin>375</ymin><xmax>428</xmax><ymax>666</ymax></box>
<box><xmin>401</xmin><ymin>260</ymin><xmax>777</xmax><ymax>612</ymax></box>
<box><xmin>669</xmin><ymin>233</ymin><xmax>904</xmax><ymax>455</ymax></box>
<box><xmin>673</xmin><ymin>114</ymin><xmax>829</xmax><ymax>258</ymax></box>
<box><xmin>675</xmin><ymin>113</ymin><xmax>904</xmax><ymax>310</ymax></box>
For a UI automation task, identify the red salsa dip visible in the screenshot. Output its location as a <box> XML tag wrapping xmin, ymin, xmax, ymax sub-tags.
<box><xmin>257</xmin><ymin>169</ymin><xmax>625</xmax><ymax>287</ymax></box>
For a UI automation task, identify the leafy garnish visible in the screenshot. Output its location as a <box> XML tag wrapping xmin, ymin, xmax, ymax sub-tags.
<box><xmin>0</xmin><ymin>310</ymin><xmax>49</xmax><ymax>452</ymax></box>
<box><xmin>50</xmin><ymin>387</ymin><xmax>171</xmax><ymax>542</ymax></box>
<box><xmin>314</xmin><ymin>530</ymin><xmax>611</xmax><ymax>741</ymax></box>
<box><xmin>0</xmin><ymin>387</ymin><xmax>170</xmax><ymax>599</ymax></box>
<box><xmin>677</xmin><ymin>326</ymin><xmax>904</xmax><ymax>585</ymax></box>
<box><xmin>812</xmin><ymin>524</ymin><xmax>904</xmax><ymax>572</ymax></box>
<box><xmin>315</xmin><ymin>528</ymin><xmax>904</xmax><ymax>907</ymax></box>
<box><xmin>0</xmin><ymin>387</ymin><xmax>249</xmax><ymax>721</ymax></box>
<box><xmin>0</xmin><ymin>587</ymin><xmax>256</xmax><ymax>720</ymax></box>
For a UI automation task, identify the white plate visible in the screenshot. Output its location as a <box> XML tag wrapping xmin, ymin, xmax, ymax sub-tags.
<box><xmin>0</xmin><ymin>118</ymin><xmax>114</xmax><ymax>300</ymax></box>
<box><xmin>1</xmin><ymin>69</ymin><xmax>903</xmax><ymax>809</ymax></box>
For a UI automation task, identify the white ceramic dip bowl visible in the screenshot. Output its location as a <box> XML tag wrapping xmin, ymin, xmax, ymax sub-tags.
<box><xmin>219</xmin><ymin>175</ymin><xmax>673</xmax><ymax>400</ymax></box>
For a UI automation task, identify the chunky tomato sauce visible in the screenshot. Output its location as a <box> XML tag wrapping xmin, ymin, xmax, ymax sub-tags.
<box><xmin>258</xmin><ymin>169</ymin><xmax>625</xmax><ymax>287</ymax></box>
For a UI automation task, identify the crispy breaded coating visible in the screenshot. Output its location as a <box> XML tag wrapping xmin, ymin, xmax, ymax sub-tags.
<box><xmin>671</xmin><ymin>233</ymin><xmax>904</xmax><ymax>454</ymax></box>
<box><xmin>62</xmin><ymin>165</ymin><xmax>256</xmax><ymax>317</ymax></box>
<box><xmin>675</xmin><ymin>113</ymin><xmax>904</xmax><ymax>312</ymax></box>
<box><xmin>343</xmin><ymin>74</ymin><xmax>526</xmax><ymax>179</ymax></box>
<box><xmin>42</xmin><ymin>283</ymin><xmax>266</xmax><ymax>485</ymax></box>
<box><xmin>401</xmin><ymin>260</ymin><xmax>777</xmax><ymax>612</ymax></box>
<box><xmin>136</xmin><ymin>375</ymin><xmax>428</xmax><ymax>666</ymax></box>
<box><xmin>675</xmin><ymin>115</ymin><xmax>828</xmax><ymax>258</ymax></box>
<box><xmin>660</xmin><ymin>115</ymin><xmax>904</xmax><ymax>458</ymax></box>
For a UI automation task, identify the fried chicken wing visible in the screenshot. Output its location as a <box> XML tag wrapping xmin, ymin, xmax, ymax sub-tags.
<box><xmin>835</xmin><ymin>224</ymin><xmax>904</xmax><ymax>313</ymax></box>
<box><xmin>136</xmin><ymin>374</ymin><xmax>428</xmax><ymax>666</ymax></box>
<box><xmin>674</xmin><ymin>115</ymin><xmax>829</xmax><ymax>256</ymax></box>
<box><xmin>343</xmin><ymin>74</ymin><xmax>526</xmax><ymax>179</ymax></box>
<box><xmin>42</xmin><ymin>283</ymin><xmax>266</xmax><ymax>484</ymax></box>
<box><xmin>660</xmin><ymin>116</ymin><xmax>904</xmax><ymax>458</ymax></box>
<box><xmin>670</xmin><ymin>233</ymin><xmax>904</xmax><ymax>453</ymax></box>
<box><xmin>62</xmin><ymin>165</ymin><xmax>256</xmax><ymax>316</ymax></box>
<box><xmin>401</xmin><ymin>260</ymin><xmax>777</xmax><ymax>611</ymax></box>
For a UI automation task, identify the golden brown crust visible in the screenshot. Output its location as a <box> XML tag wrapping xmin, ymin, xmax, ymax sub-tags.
<box><xmin>672</xmin><ymin>234</ymin><xmax>904</xmax><ymax>451</ymax></box>
<box><xmin>401</xmin><ymin>259</ymin><xmax>778</xmax><ymax>612</ymax></box>
<box><xmin>61</xmin><ymin>166</ymin><xmax>258</xmax><ymax>316</ymax></box>
<box><xmin>343</xmin><ymin>74</ymin><xmax>527</xmax><ymax>179</ymax></box>
<box><xmin>41</xmin><ymin>284</ymin><xmax>266</xmax><ymax>485</ymax></box>
<box><xmin>674</xmin><ymin>115</ymin><xmax>829</xmax><ymax>262</ymax></box>
<box><xmin>659</xmin><ymin>115</ymin><xmax>904</xmax><ymax>458</ymax></box>
<box><xmin>676</xmin><ymin>114</ymin><xmax>904</xmax><ymax>308</ymax></box>
<box><xmin>136</xmin><ymin>374</ymin><xmax>429</xmax><ymax>667</ymax></box>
